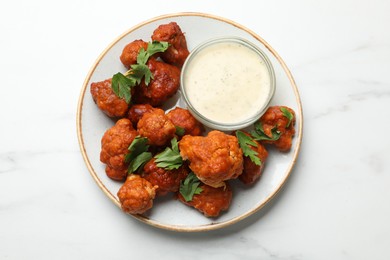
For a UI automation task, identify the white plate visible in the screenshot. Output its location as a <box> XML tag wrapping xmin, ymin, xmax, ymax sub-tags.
<box><xmin>77</xmin><ymin>12</ymin><xmax>303</xmax><ymax>232</ymax></box>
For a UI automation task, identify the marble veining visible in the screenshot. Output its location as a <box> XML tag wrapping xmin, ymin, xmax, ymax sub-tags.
<box><xmin>0</xmin><ymin>155</ymin><xmax>17</xmax><ymax>174</ymax></box>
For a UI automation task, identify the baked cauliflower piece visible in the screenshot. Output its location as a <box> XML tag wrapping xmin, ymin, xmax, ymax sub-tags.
<box><xmin>117</xmin><ymin>174</ymin><xmax>158</xmax><ymax>214</ymax></box>
<box><xmin>119</xmin><ymin>39</ymin><xmax>149</xmax><ymax>69</ymax></box>
<box><xmin>258</xmin><ymin>106</ymin><xmax>296</xmax><ymax>152</ymax></box>
<box><xmin>90</xmin><ymin>78</ymin><xmax>129</xmax><ymax>118</ymax></box>
<box><xmin>141</xmin><ymin>159</ymin><xmax>189</xmax><ymax>196</ymax></box>
<box><xmin>137</xmin><ymin>108</ymin><xmax>176</xmax><ymax>147</ymax></box>
<box><xmin>177</xmin><ymin>182</ymin><xmax>233</xmax><ymax>217</ymax></box>
<box><xmin>151</xmin><ymin>22</ymin><xmax>189</xmax><ymax>68</ymax></box>
<box><xmin>100</xmin><ymin>118</ymin><xmax>137</xmax><ymax>181</ymax></box>
<box><xmin>179</xmin><ymin>130</ymin><xmax>243</xmax><ymax>188</ymax></box>
<box><xmin>166</xmin><ymin>107</ymin><xmax>205</xmax><ymax>137</ymax></box>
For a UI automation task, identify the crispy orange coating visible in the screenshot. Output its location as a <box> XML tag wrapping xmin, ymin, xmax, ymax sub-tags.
<box><xmin>259</xmin><ymin>106</ymin><xmax>296</xmax><ymax>152</ymax></box>
<box><xmin>119</xmin><ymin>39</ymin><xmax>148</xmax><ymax>69</ymax></box>
<box><xmin>133</xmin><ymin>58</ymin><xmax>180</xmax><ymax>106</ymax></box>
<box><xmin>100</xmin><ymin>119</ymin><xmax>137</xmax><ymax>181</ymax></box>
<box><xmin>166</xmin><ymin>107</ymin><xmax>205</xmax><ymax>137</ymax></box>
<box><xmin>239</xmin><ymin>132</ymin><xmax>269</xmax><ymax>185</ymax></box>
<box><xmin>127</xmin><ymin>104</ymin><xmax>156</xmax><ymax>127</ymax></box>
<box><xmin>141</xmin><ymin>159</ymin><xmax>189</xmax><ymax>196</ymax></box>
<box><xmin>151</xmin><ymin>22</ymin><xmax>189</xmax><ymax>68</ymax></box>
<box><xmin>117</xmin><ymin>174</ymin><xmax>158</xmax><ymax>214</ymax></box>
<box><xmin>137</xmin><ymin>108</ymin><xmax>176</xmax><ymax>146</ymax></box>
<box><xmin>177</xmin><ymin>182</ymin><xmax>232</xmax><ymax>217</ymax></box>
<box><xmin>179</xmin><ymin>131</ymin><xmax>243</xmax><ymax>188</ymax></box>
<box><xmin>90</xmin><ymin>78</ymin><xmax>129</xmax><ymax>118</ymax></box>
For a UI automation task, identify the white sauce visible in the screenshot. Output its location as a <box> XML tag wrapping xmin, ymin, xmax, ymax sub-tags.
<box><xmin>183</xmin><ymin>41</ymin><xmax>272</xmax><ymax>125</ymax></box>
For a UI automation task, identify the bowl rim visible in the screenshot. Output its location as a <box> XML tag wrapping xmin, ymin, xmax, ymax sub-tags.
<box><xmin>180</xmin><ymin>36</ymin><xmax>276</xmax><ymax>131</ymax></box>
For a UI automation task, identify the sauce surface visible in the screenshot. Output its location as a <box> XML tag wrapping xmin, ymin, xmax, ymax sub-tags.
<box><xmin>183</xmin><ymin>41</ymin><xmax>272</xmax><ymax>125</ymax></box>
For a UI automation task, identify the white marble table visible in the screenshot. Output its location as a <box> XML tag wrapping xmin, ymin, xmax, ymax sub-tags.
<box><xmin>1</xmin><ymin>0</ymin><xmax>389</xmax><ymax>259</ymax></box>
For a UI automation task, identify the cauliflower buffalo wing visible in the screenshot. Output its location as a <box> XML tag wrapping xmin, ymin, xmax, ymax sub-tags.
<box><xmin>133</xmin><ymin>58</ymin><xmax>180</xmax><ymax>106</ymax></box>
<box><xmin>90</xmin><ymin>78</ymin><xmax>129</xmax><ymax>118</ymax></box>
<box><xmin>151</xmin><ymin>22</ymin><xmax>189</xmax><ymax>68</ymax></box>
<box><xmin>178</xmin><ymin>182</ymin><xmax>233</xmax><ymax>217</ymax></box>
<box><xmin>117</xmin><ymin>174</ymin><xmax>158</xmax><ymax>215</ymax></box>
<box><xmin>238</xmin><ymin>132</ymin><xmax>269</xmax><ymax>185</ymax></box>
<box><xmin>119</xmin><ymin>39</ymin><xmax>148</xmax><ymax>69</ymax></box>
<box><xmin>100</xmin><ymin>118</ymin><xmax>138</xmax><ymax>181</ymax></box>
<box><xmin>166</xmin><ymin>107</ymin><xmax>205</xmax><ymax>137</ymax></box>
<box><xmin>137</xmin><ymin>108</ymin><xmax>176</xmax><ymax>146</ymax></box>
<box><xmin>259</xmin><ymin>106</ymin><xmax>296</xmax><ymax>152</ymax></box>
<box><xmin>142</xmin><ymin>158</ymin><xmax>189</xmax><ymax>196</ymax></box>
<box><xmin>127</xmin><ymin>103</ymin><xmax>156</xmax><ymax>127</ymax></box>
<box><xmin>179</xmin><ymin>131</ymin><xmax>243</xmax><ymax>188</ymax></box>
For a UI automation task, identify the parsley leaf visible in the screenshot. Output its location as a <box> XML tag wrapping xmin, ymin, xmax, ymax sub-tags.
<box><xmin>154</xmin><ymin>137</ymin><xmax>183</xmax><ymax>170</ymax></box>
<box><xmin>125</xmin><ymin>136</ymin><xmax>149</xmax><ymax>162</ymax></box>
<box><xmin>146</xmin><ymin>41</ymin><xmax>170</xmax><ymax>57</ymax></box>
<box><xmin>129</xmin><ymin>64</ymin><xmax>153</xmax><ymax>85</ymax></box>
<box><xmin>175</xmin><ymin>126</ymin><xmax>185</xmax><ymax>136</ymax></box>
<box><xmin>251</xmin><ymin>121</ymin><xmax>281</xmax><ymax>141</ymax></box>
<box><xmin>180</xmin><ymin>172</ymin><xmax>203</xmax><ymax>202</ymax></box>
<box><xmin>111</xmin><ymin>41</ymin><xmax>169</xmax><ymax>104</ymax></box>
<box><xmin>111</xmin><ymin>72</ymin><xmax>135</xmax><ymax>104</ymax></box>
<box><xmin>236</xmin><ymin>131</ymin><xmax>261</xmax><ymax>166</ymax></box>
<box><xmin>280</xmin><ymin>107</ymin><xmax>293</xmax><ymax>128</ymax></box>
<box><xmin>136</xmin><ymin>48</ymin><xmax>149</xmax><ymax>65</ymax></box>
<box><xmin>128</xmin><ymin>151</ymin><xmax>152</xmax><ymax>173</ymax></box>
<box><xmin>125</xmin><ymin>136</ymin><xmax>151</xmax><ymax>173</ymax></box>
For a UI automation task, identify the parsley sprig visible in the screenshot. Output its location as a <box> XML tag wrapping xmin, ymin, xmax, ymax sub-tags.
<box><xmin>111</xmin><ymin>41</ymin><xmax>169</xmax><ymax>104</ymax></box>
<box><xmin>125</xmin><ymin>136</ymin><xmax>152</xmax><ymax>173</ymax></box>
<box><xmin>280</xmin><ymin>107</ymin><xmax>294</xmax><ymax>128</ymax></box>
<box><xmin>111</xmin><ymin>73</ymin><xmax>134</xmax><ymax>103</ymax></box>
<box><xmin>251</xmin><ymin>121</ymin><xmax>281</xmax><ymax>142</ymax></box>
<box><xmin>180</xmin><ymin>172</ymin><xmax>203</xmax><ymax>202</ymax></box>
<box><xmin>236</xmin><ymin>131</ymin><xmax>261</xmax><ymax>166</ymax></box>
<box><xmin>175</xmin><ymin>126</ymin><xmax>185</xmax><ymax>137</ymax></box>
<box><xmin>154</xmin><ymin>137</ymin><xmax>183</xmax><ymax>170</ymax></box>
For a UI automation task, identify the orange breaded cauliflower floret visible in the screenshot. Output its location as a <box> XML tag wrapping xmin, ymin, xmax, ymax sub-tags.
<box><xmin>141</xmin><ymin>159</ymin><xmax>189</xmax><ymax>196</ymax></box>
<box><xmin>119</xmin><ymin>39</ymin><xmax>148</xmax><ymax>69</ymax></box>
<box><xmin>137</xmin><ymin>108</ymin><xmax>176</xmax><ymax>146</ymax></box>
<box><xmin>177</xmin><ymin>182</ymin><xmax>233</xmax><ymax>217</ymax></box>
<box><xmin>238</xmin><ymin>131</ymin><xmax>269</xmax><ymax>185</ymax></box>
<box><xmin>117</xmin><ymin>174</ymin><xmax>158</xmax><ymax>215</ymax></box>
<box><xmin>179</xmin><ymin>130</ymin><xmax>243</xmax><ymax>188</ymax></box>
<box><xmin>258</xmin><ymin>106</ymin><xmax>296</xmax><ymax>152</ymax></box>
<box><xmin>133</xmin><ymin>58</ymin><xmax>180</xmax><ymax>107</ymax></box>
<box><xmin>127</xmin><ymin>104</ymin><xmax>156</xmax><ymax>127</ymax></box>
<box><xmin>151</xmin><ymin>22</ymin><xmax>189</xmax><ymax>68</ymax></box>
<box><xmin>166</xmin><ymin>107</ymin><xmax>205</xmax><ymax>137</ymax></box>
<box><xmin>100</xmin><ymin>118</ymin><xmax>137</xmax><ymax>181</ymax></box>
<box><xmin>90</xmin><ymin>78</ymin><xmax>129</xmax><ymax>118</ymax></box>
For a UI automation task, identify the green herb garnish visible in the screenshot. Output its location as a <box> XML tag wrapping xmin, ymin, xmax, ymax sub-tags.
<box><xmin>175</xmin><ymin>126</ymin><xmax>185</xmax><ymax>136</ymax></box>
<box><xmin>236</xmin><ymin>131</ymin><xmax>261</xmax><ymax>166</ymax></box>
<box><xmin>280</xmin><ymin>107</ymin><xmax>293</xmax><ymax>128</ymax></box>
<box><xmin>111</xmin><ymin>41</ymin><xmax>169</xmax><ymax>103</ymax></box>
<box><xmin>251</xmin><ymin>121</ymin><xmax>281</xmax><ymax>141</ymax></box>
<box><xmin>111</xmin><ymin>73</ymin><xmax>136</xmax><ymax>104</ymax></box>
<box><xmin>154</xmin><ymin>137</ymin><xmax>183</xmax><ymax>170</ymax></box>
<box><xmin>129</xmin><ymin>61</ymin><xmax>153</xmax><ymax>85</ymax></box>
<box><xmin>125</xmin><ymin>136</ymin><xmax>152</xmax><ymax>173</ymax></box>
<box><xmin>179</xmin><ymin>172</ymin><xmax>203</xmax><ymax>202</ymax></box>
<box><xmin>144</xmin><ymin>41</ymin><xmax>170</xmax><ymax>59</ymax></box>
<box><xmin>128</xmin><ymin>152</ymin><xmax>152</xmax><ymax>173</ymax></box>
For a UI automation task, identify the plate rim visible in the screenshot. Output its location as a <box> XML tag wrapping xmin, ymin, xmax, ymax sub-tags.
<box><xmin>76</xmin><ymin>12</ymin><xmax>303</xmax><ymax>232</ymax></box>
